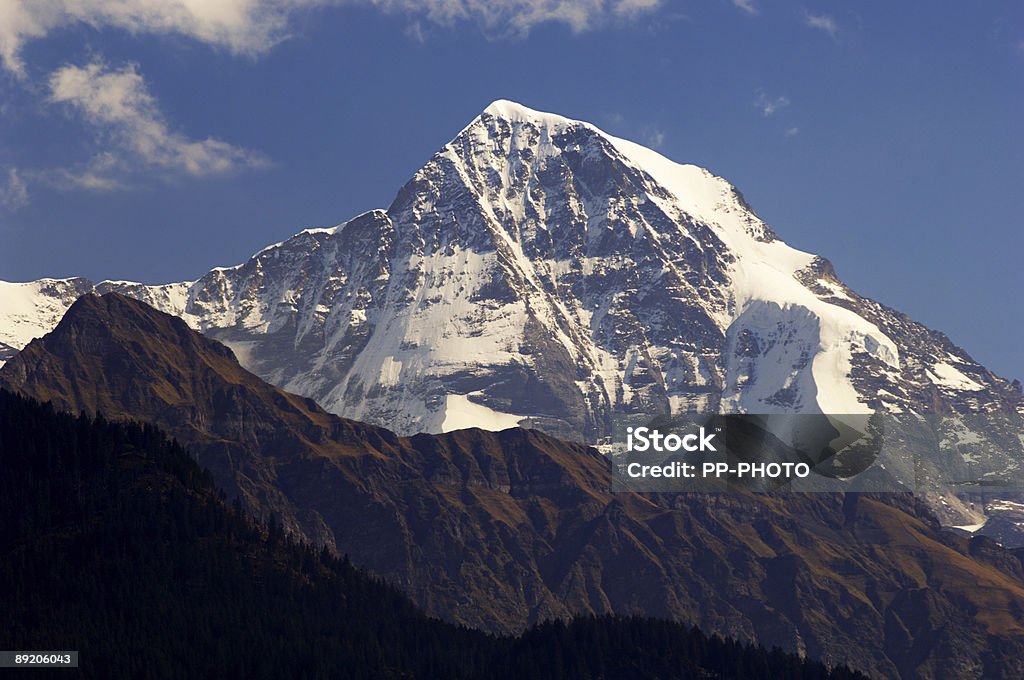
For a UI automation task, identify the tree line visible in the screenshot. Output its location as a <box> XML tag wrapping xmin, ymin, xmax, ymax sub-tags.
<box><xmin>0</xmin><ymin>389</ymin><xmax>866</xmax><ymax>679</ymax></box>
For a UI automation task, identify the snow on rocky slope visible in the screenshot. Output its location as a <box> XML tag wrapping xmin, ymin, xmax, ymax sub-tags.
<box><xmin>4</xmin><ymin>100</ymin><xmax>1023</xmax><ymax>528</ymax></box>
<box><xmin>3</xmin><ymin>101</ymin><xmax>1017</xmax><ymax>437</ymax></box>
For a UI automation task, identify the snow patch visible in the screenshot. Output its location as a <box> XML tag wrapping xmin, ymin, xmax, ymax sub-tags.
<box><xmin>441</xmin><ymin>393</ymin><xmax>523</xmax><ymax>432</ymax></box>
<box><xmin>927</xmin><ymin>362</ymin><xmax>984</xmax><ymax>391</ymax></box>
<box><xmin>952</xmin><ymin>521</ymin><xmax>988</xmax><ymax>533</ymax></box>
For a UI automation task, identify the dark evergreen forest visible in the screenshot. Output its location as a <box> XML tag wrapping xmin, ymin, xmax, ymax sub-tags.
<box><xmin>0</xmin><ymin>389</ymin><xmax>866</xmax><ymax>679</ymax></box>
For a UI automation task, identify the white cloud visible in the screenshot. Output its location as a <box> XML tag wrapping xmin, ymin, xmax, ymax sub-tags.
<box><xmin>3</xmin><ymin>0</ymin><xmax>662</xmax><ymax>199</ymax></box>
<box><xmin>753</xmin><ymin>91</ymin><xmax>789</xmax><ymax>117</ymax></box>
<box><xmin>0</xmin><ymin>0</ymin><xmax>663</xmax><ymax>74</ymax></box>
<box><xmin>644</xmin><ymin>128</ymin><xmax>665</xmax><ymax>148</ymax></box>
<box><xmin>804</xmin><ymin>12</ymin><xmax>839</xmax><ymax>39</ymax></box>
<box><xmin>0</xmin><ymin>0</ymin><xmax>324</xmax><ymax>77</ymax></box>
<box><xmin>602</xmin><ymin>111</ymin><xmax>625</xmax><ymax>125</ymax></box>
<box><xmin>0</xmin><ymin>167</ymin><xmax>29</xmax><ymax>209</ymax></box>
<box><xmin>48</xmin><ymin>61</ymin><xmax>267</xmax><ymax>182</ymax></box>
<box><xmin>51</xmin><ymin>153</ymin><xmax>128</xmax><ymax>192</ymax></box>
<box><xmin>732</xmin><ymin>0</ymin><xmax>758</xmax><ymax>16</ymax></box>
<box><xmin>614</xmin><ymin>0</ymin><xmax>661</xmax><ymax>17</ymax></box>
<box><xmin>373</xmin><ymin>0</ymin><xmax>661</xmax><ymax>36</ymax></box>
<box><xmin>404</xmin><ymin>19</ymin><xmax>427</xmax><ymax>43</ymax></box>
<box><xmin>784</xmin><ymin>126</ymin><xmax>800</xmax><ymax>137</ymax></box>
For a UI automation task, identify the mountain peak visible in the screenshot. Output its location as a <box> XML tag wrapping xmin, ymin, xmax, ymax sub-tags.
<box><xmin>2</xmin><ymin>103</ymin><xmax>1019</xmax><ymax>442</ymax></box>
<box><xmin>6</xmin><ymin>295</ymin><xmax>1024</xmax><ymax>675</ymax></box>
<box><xmin>66</xmin><ymin>290</ymin><xmax>135</xmax><ymax>315</ymax></box>
<box><xmin>481</xmin><ymin>99</ymin><xmax>579</xmax><ymax>128</ymax></box>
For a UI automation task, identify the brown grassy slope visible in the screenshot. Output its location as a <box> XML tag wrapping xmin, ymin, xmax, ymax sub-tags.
<box><xmin>3</xmin><ymin>292</ymin><xmax>1024</xmax><ymax>679</ymax></box>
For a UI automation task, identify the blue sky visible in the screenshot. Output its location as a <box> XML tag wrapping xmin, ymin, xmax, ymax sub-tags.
<box><xmin>1</xmin><ymin>1</ymin><xmax>1021</xmax><ymax>379</ymax></box>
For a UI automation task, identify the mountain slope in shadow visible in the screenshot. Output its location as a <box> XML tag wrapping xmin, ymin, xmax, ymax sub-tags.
<box><xmin>3</xmin><ymin>293</ymin><xmax>1024</xmax><ymax>679</ymax></box>
<box><xmin>2</xmin><ymin>389</ymin><xmax>871</xmax><ymax>679</ymax></box>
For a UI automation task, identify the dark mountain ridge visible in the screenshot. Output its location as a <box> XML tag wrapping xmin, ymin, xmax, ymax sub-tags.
<box><xmin>3</xmin><ymin>293</ymin><xmax>1024</xmax><ymax>678</ymax></box>
<box><xmin>1</xmin><ymin>389</ymin><xmax>869</xmax><ymax>679</ymax></box>
<box><xmin>3</xmin><ymin>102</ymin><xmax>1021</xmax><ymax>535</ymax></box>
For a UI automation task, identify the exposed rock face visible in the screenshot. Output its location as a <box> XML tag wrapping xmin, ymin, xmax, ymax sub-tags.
<box><xmin>4</xmin><ymin>292</ymin><xmax>1024</xmax><ymax>679</ymax></box>
<box><xmin>2</xmin><ymin>102</ymin><xmax>1019</xmax><ymax>441</ymax></box>
<box><xmin>0</xmin><ymin>342</ymin><xmax>16</xmax><ymax>363</ymax></box>
<box><xmin>3</xmin><ymin>101</ymin><xmax>1020</xmax><ymax>531</ymax></box>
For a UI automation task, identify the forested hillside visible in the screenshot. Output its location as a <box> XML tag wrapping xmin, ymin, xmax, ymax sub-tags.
<box><xmin>0</xmin><ymin>389</ymin><xmax>863</xmax><ymax>679</ymax></box>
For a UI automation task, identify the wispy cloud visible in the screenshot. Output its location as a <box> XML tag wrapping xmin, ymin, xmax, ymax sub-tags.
<box><xmin>803</xmin><ymin>12</ymin><xmax>839</xmax><ymax>40</ymax></box>
<box><xmin>49</xmin><ymin>153</ymin><xmax>128</xmax><ymax>192</ymax></box>
<box><xmin>404</xmin><ymin>19</ymin><xmax>427</xmax><ymax>43</ymax></box>
<box><xmin>753</xmin><ymin>91</ymin><xmax>790</xmax><ymax>117</ymax></box>
<box><xmin>0</xmin><ymin>0</ymin><xmax>664</xmax><ymax>74</ymax></box>
<box><xmin>732</xmin><ymin>0</ymin><xmax>758</xmax><ymax>16</ymax></box>
<box><xmin>614</xmin><ymin>0</ymin><xmax>662</xmax><ymax>17</ymax></box>
<box><xmin>47</xmin><ymin>62</ymin><xmax>268</xmax><ymax>186</ymax></box>
<box><xmin>784</xmin><ymin>126</ymin><xmax>800</xmax><ymax>138</ymax></box>
<box><xmin>374</xmin><ymin>0</ymin><xmax>662</xmax><ymax>37</ymax></box>
<box><xmin>0</xmin><ymin>0</ymin><xmax>321</xmax><ymax>77</ymax></box>
<box><xmin>0</xmin><ymin>167</ymin><xmax>29</xmax><ymax>209</ymax></box>
<box><xmin>602</xmin><ymin>111</ymin><xmax>625</xmax><ymax>126</ymax></box>
<box><xmin>644</xmin><ymin>127</ymin><xmax>665</xmax><ymax>148</ymax></box>
<box><xmin>3</xmin><ymin>0</ymin><xmax>663</xmax><ymax>204</ymax></box>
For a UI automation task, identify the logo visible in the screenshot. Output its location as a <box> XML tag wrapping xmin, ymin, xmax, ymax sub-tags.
<box><xmin>626</xmin><ymin>426</ymin><xmax>717</xmax><ymax>453</ymax></box>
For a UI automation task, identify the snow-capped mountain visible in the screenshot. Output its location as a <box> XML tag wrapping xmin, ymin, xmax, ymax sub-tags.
<box><xmin>3</xmin><ymin>100</ymin><xmax>1022</xmax><ymax>527</ymax></box>
<box><xmin>7</xmin><ymin>291</ymin><xmax>1024</xmax><ymax>677</ymax></box>
<box><xmin>3</xmin><ymin>101</ymin><xmax>1018</xmax><ymax>438</ymax></box>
